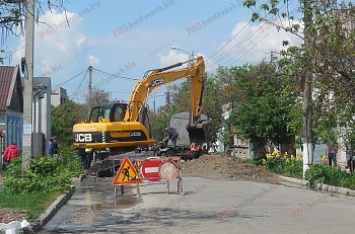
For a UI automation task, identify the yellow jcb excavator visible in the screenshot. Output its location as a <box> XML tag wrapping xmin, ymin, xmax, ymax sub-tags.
<box><xmin>72</xmin><ymin>56</ymin><xmax>210</xmax><ymax>174</ymax></box>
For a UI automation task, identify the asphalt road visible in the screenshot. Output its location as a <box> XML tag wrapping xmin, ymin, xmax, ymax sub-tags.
<box><xmin>40</xmin><ymin>176</ymin><xmax>355</xmax><ymax>234</ymax></box>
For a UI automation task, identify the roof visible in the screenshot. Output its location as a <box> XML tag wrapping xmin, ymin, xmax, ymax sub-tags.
<box><xmin>33</xmin><ymin>76</ymin><xmax>51</xmax><ymax>87</ymax></box>
<box><xmin>0</xmin><ymin>66</ymin><xmax>20</xmax><ymax>111</ymax></box>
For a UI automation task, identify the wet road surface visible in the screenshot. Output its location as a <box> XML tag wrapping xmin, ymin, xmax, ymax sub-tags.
<box><xmin>40</xmin><ymin>176</ymin><xmax>355</xmax><ymax>234</ymax></box>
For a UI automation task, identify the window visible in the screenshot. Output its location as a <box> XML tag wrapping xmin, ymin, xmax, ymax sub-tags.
<box><xmin>113</xmin><ymin>105</ymin><xmax>124</xmax><ymax>121</ymax></box>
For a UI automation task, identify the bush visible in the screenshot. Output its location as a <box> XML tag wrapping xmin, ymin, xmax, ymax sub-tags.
<box><xmin>0</xmin><ymin>146</ymin><xmax>82</xmax><ymax>221</ymax></box>
<box><xmin>305</xmin><ymin>164</ymin><xmax>354</xmax><ymax>189</ymax></box>
<box><xmin>340</xmin><ymin>175</ymin><xmax>355</xmax><ymax>190</ymax></box>
<box><xmin>3</xmin><ymin>146</ymin><xmax>82</xmax><ymax>194</ymax></box>
<box><xmin>263</xmin><ymin>151</ymin><xmax>303</xmax><ymax>179</ymax></box>
<box><xmin>263</xmin><ymin>151</ymin><xmax>355</xmax><ymax>190</ymax></box>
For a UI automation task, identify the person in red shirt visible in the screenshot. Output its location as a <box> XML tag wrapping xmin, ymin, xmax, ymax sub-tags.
<box><xmin>3</xmin><ymin>142</ymin><xmax>19</xmax><ymax>170</ymax></box>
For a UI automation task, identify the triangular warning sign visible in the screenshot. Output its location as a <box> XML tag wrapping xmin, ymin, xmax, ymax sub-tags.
<box><xmin>112</xmin><ymin>158</ymin><xmax>142</xmax><ymax>186</ymax></box>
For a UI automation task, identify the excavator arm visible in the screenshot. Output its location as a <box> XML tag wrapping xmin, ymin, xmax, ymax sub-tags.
<box><xmin>124</xmin><ymin>56</ymin><xmax>206</xmax><ymax>123</ymax></box>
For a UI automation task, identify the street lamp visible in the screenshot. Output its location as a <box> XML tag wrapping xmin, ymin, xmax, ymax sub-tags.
<box><xmin>171</xmin><ymin>46</ymin><xmax>195</xmax><ymax>66</ymax></box>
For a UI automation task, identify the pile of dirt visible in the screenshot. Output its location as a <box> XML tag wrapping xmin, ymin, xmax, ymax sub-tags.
<box><xmin>181</xmin><ymin>154</ymin><xmax>280</xmax><ymax>184</ymax></box>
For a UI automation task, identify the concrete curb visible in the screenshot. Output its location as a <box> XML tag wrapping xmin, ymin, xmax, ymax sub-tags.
<box><xmin>23</xmin><ymin>184</ymin><xmax>76</xmax><ymax>233</ymax></box>
<box><xmin>279</xmin><ymin>175</ymin><xmax>355</xmax><ymax>197</ymax></box>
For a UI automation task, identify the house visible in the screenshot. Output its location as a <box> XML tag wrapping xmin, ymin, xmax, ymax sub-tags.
<box><xmin>0</xmin><ymin>65</ymin><xmax>24</xmax><ymax>156</ymax></box>
<box><xmin>51</xmin><ymin>87</ymin><xmax>68</xmax><ymax>107</ymax></box>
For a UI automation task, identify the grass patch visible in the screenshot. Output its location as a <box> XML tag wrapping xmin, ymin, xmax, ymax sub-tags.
<box><xmin>0</xmin><ymin>146</ymin><xmax>81</xmax><ymax>223</ymax></box>
<box><xmin>0</xmin><ymin>190</ymin><xmax>62</xmax><ymax>221</ymax></box>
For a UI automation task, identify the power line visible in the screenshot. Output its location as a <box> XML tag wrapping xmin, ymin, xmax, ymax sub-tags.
<box><xmin>52</xmin><ymin>68</ymin><xmax>88</xmax><ymax>88</ymax></box>
<box><xmin>91</xmin><ymin>68</ymin><xmax>139</xmax><ymax>81</ymax></box>
<box><xmin>206</xmin><ymin>0</ymin><xmax>272</xmax><ymax>63</ymax></box>
<box><xmin>70</xmin><ymin>69</ymin><xmax>89</xmax><ymax>100</ymax></box>
<box><xmin>207</xmin><ymin>20</ymin><xmax>251</xmax><ymax>62</ymax></box>
<box><xmin>208</xmin><ymin>0</ymin><xmax>298</xmax><ymax>69</ymax></box>
<box><xmin>224</xmin><ymin>3</ymin><xmax>300</xmax><ymax>67</ymax></box>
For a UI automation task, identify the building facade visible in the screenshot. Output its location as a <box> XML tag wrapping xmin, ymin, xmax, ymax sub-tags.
<box><xmin>0</xmin><ymin>65</ymin><xmax>24</xmax><ymax>156</ymax></box>
<box><xmin>51</xmin><ymin>87</ymin><xmax>68</xmax><ymax>107</ymax></box>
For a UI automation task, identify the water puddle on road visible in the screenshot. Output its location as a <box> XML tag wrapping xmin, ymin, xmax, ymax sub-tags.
<box><xmin>41</xmin><ymin>177</ymin><xmax>143</xmax><ymax>233</ymax></box>
<box><xmin>91</xmin><ymin>196</ymin><xmax>142</xmax><ymax>212</ymax></box>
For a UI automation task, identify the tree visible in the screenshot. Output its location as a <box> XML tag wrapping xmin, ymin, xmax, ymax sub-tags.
<box><xmin>51</xmin><ymin>100</ymin><xmax>86</xmax><ymax>147</ymax></box>
<box><xmin>201</xmin><ymin>74</ymin><xmax>224</xmax><ymax>145</ymax></box>
<box><xmin>87</xmin><ymin>88</ymin><xmax>111</xmax><ymax>110</ymax></box>
<box><xmin>243</xmin><ymin>0</ymin><xmax>355</xmax><ymax>163</ymax></box>
<box><xmin>202</xmin><ymin>66</ymin><xmax>243</xmax><ymax>149</ymax></box>
<box><xmin>229</xmin><ymin>61</ymin><xmax>302</xmax><ymax>159</ymax></box>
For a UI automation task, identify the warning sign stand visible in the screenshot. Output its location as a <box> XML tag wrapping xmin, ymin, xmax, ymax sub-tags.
<box><xmin>136</xmin><ymin>156</ymin><xmax>183</xmax><ymax>195</ymax></box>
<box><xmin>112</xmin><ymin>157</ymin><xmax>143</xmax><ymax>197</ymax></box>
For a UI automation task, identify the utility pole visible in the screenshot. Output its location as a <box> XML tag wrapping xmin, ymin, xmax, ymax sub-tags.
<box><xmin>22</xmin><ymin>0</ymin><xmax>35</xmax><ymax>168</ymax></box>
<box><xmin>165</xmin><ymin>90</ymin><xmax>170</xmax><ymax>106</ymax></box>
<box><xmin>88</xmin><ymin>66</ymin><xmax>93</xmax><ymax>115</ymax></box>
<box><xmin>302</xmin><ymin>0</ymin><xmax>313</xmax><ymax>178</ymax></box>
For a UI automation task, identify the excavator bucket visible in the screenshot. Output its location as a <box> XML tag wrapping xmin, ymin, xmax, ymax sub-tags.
<box><xmin>170</xmin><ymin>112</ymin><xmax>212</xmax><ymax>148</ymax></box>
<box><xmin>187</xmin><ymin>120</ymin><xmax>212</xmax><ymax>147</ymax></box>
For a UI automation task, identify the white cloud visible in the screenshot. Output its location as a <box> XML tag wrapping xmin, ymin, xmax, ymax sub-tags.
<box><xmin>219</xmin><ymin>20</ymin><xmax>303</xmax><ymax>65</ymax></box>
<box><xmin>12</xmin><ymin>9</ymin><xmax>86</xmax><ymax>78</ymax></box>
<box><xmin>158</xmin><ymin>50</ymin><xmax>190</xmax><ymax>67</ymax></box>
<box><xmin>88</xmin><ymin>55</ymin><xmax>100</xmax><ymax>65</ymax></box>
<box><xmin>75</xmin><ymin>33</ymin><xmax>86</xmax><ymax>47</ymax></box>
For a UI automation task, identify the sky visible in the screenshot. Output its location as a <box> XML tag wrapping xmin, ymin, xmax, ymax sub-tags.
<box><xmin>2</xmin><ymin>0</ymin><xmax>303</xmax><ymax>109</ymax></box>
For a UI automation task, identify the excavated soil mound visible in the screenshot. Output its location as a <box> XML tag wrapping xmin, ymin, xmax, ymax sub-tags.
<box><xmin>181</xmin><ymin>154</ymin><xmax>280</xmax><ymax>184</ymax></box>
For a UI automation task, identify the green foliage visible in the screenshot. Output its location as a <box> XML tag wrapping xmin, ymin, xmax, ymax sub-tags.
<box><xmin>264</xmin><ymin>152</ymin><xmax>355</xmax><ymax>189</ymax></box>
<box><xmin>264</xmin><ymin>151</ymin><xmax>303</xmax><ymax>179</ymax></box>
<box><xmin>340</xmin><ymin>175</ymin><xmax>355</xmax><ymax>190</ymax></box>
<box><xmin>243</xmin><ymin>0</ymin><xmax>355</xmax><ymax>152</ymax></box>
<box><xmin>243</xmin><ymin>0</ymin><xmax>256</xmax><ymax>8</ymax></box>
<box><xmin>51</xmin><ymin>100</ymin><xmax>86</xmax><ymax>147</ymax></box>
<box><xmin>151</xmin><ymin>104</ymin><xmax>180</xmax><ymax>142</ymax></box>
<box><xmin>305</xmin><ymin>165</ymin><xmax>355</xmax><ymax>189</ymax></box>
<box><xmin>0</xmin><ymin>146</ymin><xmax>81</xmax><ymax>221</ymax></box>
<box><xmin>56</xmin><ymin>145</ymin><xmax>83</xmax><ymax>175</ymax></box>
<box><xmin>202</xmin><ymin>73</ymin><xmax>225</xmax><ymax>145</ymax></box>
<box><xmin>0</xmin><ymin>190</ymin><xmax>61</xmax><ymax>221</ymax></box>
<box><xmin>3</xmin><ymin>147</ymin><xmax>81</xmax><ymax>194</ymax></box>
<box><xmin>229</xmin><ymin>62</ymin><xmax>302</xmax><ymax>156</ymax></box>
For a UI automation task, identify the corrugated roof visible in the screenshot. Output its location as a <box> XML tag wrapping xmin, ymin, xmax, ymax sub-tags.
<box><xmin>0</xmin><ymin>66</ymin><xmax>17</xmax><ymax>111</ymax></box>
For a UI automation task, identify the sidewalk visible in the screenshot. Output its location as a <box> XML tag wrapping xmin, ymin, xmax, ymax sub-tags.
<box><xmin>26</xmin><ymin>184</ymin><xmax>76</xmax><ymax>233</ymax></box>
<box><xmin>279</xmin><ymin>175</ymin><xmax>355</xmax><ymax>197</ymax></box>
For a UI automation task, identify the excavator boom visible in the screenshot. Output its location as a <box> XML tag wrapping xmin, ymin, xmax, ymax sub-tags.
<box><xmin>124</xmin><ymin>56</ymin><xmax>205</xmax><ymax>122</ymax></box>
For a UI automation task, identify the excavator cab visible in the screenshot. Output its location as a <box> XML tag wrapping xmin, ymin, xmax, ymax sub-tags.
<box><xmin>88</xmin><ymin>102</ymin><xmax>127</xmax><ymax>123</ymax></box>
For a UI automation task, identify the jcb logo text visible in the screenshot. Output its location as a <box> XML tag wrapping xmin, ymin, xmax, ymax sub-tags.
<box><xmin>75</xmin><ymin>134</ymin><xmax>92</xmax><ymax>142</ymax></box>
<box><xmin>150</xmin><ymin>78</ymin><xmax>165</xmax><ymax>87</ymax></box>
